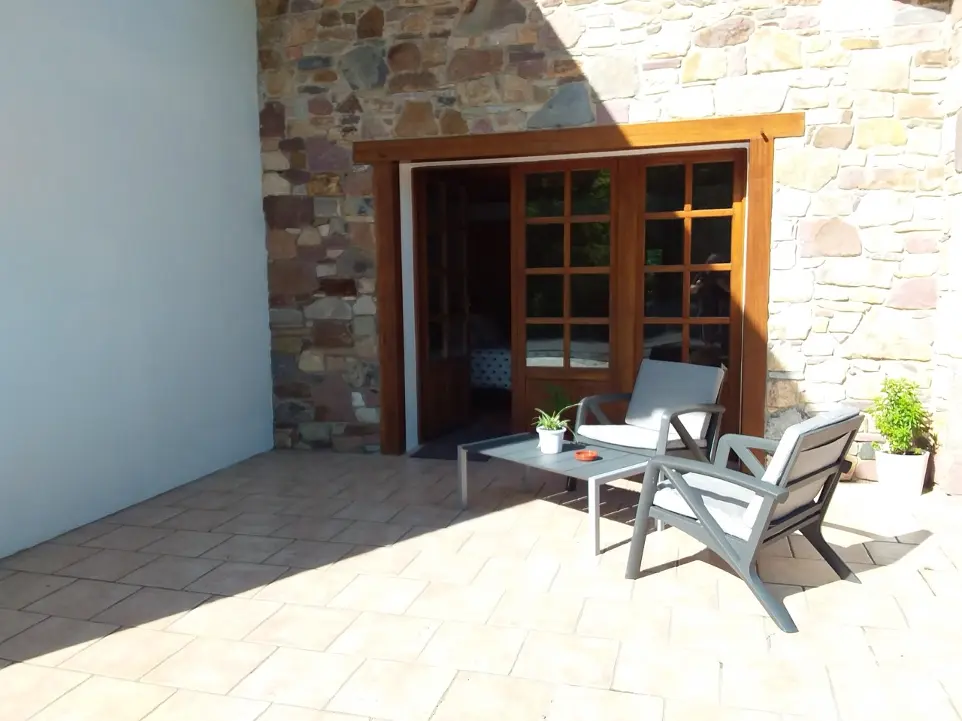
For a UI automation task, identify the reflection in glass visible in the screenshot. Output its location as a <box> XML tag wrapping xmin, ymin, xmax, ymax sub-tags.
<box><xmin>526</xmin><ymin>275</ymin><xmax>563</xmax><ymax>318</ymax></box>
<box><xmin>526</xmin><ymin>173</ymin><xmax>564</xmax><ymax>217</ymax></box>
<box><xmin>526</xmin><ymin>324</ymin><xmax>563</xmax><ymax>367</ymax></box>
<box><xmin>570</xmin><ymin>275</ymin><xmax>609</xmax><ymax>318</ymax></box>
<box><xmin>643</xmin><ymin>324</ymin><xmax>683</xmax><ymax>362</ymax></box>
<box><xmin>644</xmin><ymin>219</ymin><xmax>684</xmax><ymax>266</ymax></box>
<box><xmin>570</xmin><ymin>222</ymin><xmax>610</xmax><ymax>267</ymax></box>
<box><xmin>571</xmin><ymin>170</ymin><xmax>611</xmax><ymax>215</ymax></box>
<box><xmin>645</xmin><ymin>164</ymin><xmax>685</xmax><ymax>212</ymax></box>
<box><xmin>692</xmin><ymin>162</ymin><xmax>735</xmax><ymax>210</ymax></box>
<box><xmin>428</xmin><ymin>274</ymin><xmax>443</xmax><ymax>316</ymax></box>
<box><xmin>448</xmin><ymin>275</ymin><xmax>466</xmax><ymax>314</ymax></box>
<box><xmin>426</xmin><ymin>230</ymin><xmax>443</xmax><ymax>266</ymax></box>
<box><xmin>690</xmin><ymin>324</ymin><xmax>729</xmax><ymax>368</ymax></box>
<box><xmin>691</xmin><ymin>216</ymin><xmax>732</xmax><ymax>265</ymax></box>
<box><xmin>526</xmin><ymin>224</ymin><xmax>564</xmax><ymax>268</ymax></box>
<box><xmin>689</xmin><ymin>271</ymin><xmax>731</xmax><ymax>318</ymax></box>
<box><xmin>644</xmin><ymin>272</ymin><xmax>683</xmax><ymax>318</ymax></box>
<box><xmin>449</xmin><ymin>318</ymin><xmax>467</xmax><ymax>356</ymax></box>
<box><xmin>428</xmin><ymin>321</ymin><xmax>444</xmax><ymax>358</ymax></box>
<box><xmin>571</xmin><ymin>325</ymin><xmax>609</xmax><ymax>368</ymax></box>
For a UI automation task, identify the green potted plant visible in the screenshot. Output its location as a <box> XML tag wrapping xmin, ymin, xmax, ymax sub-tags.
<box><xmin>533</xmin><ymin>404</ymin><xmax>576</xmax><ymax>454</ymax></box>
<box><xmin>867</xmin><ymin>378</ymin><xmax>933</xmax><ymax>497</ymax></box>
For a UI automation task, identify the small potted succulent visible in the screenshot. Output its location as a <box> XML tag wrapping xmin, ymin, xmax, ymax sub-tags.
<box><xmin>533</xmin><ymin>404</ymin><xmax>576</xmax><ymax>454</ymax></box>
<box><xmin>868</xmin><ymin>378</ymin><xmax>934</xmax><ymax>498</ymax></box>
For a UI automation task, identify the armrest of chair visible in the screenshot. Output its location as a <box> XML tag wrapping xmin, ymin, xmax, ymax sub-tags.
<box><xmin>575</xmin><ymin>392</ymin><xmax>632</xmax><ymax>429</ymax></box>
<box><xmin>654</xmin><ymin>403</ymin><xmax>726</xmax><ymax>461</ymax></box>
<box><xmin>715</xmin><ymin>433</ymin><xmax>779</xmax><ymax>478</ymax></box>
<box><xmin>648</xmin><ymin>454</ymin><xmax>789</xmax><ymax>502</ymax></box>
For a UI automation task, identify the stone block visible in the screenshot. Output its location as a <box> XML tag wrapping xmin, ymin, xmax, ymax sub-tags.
<box><xmin>447</xmin><ymin>48</ymin><xmax>504</xmax><ymax>82</ymax></box>
<box><xmin>528</xmin><ymin>83</ymin><xmax>594</xmax><ymax>129</ymax></box>
<box><xmin>714</xmin><ymin>75</ymin><xmax>789</xmax><ymax>114</ymax></box>
<box><xmin>770</xmin><ymin>270</ymin><xmax>815</xmax><ymax>302</ymax></box>
<box><xmin>841</xmin><ymin>307</ymin><xmax>934</xmax><ymax>361</ymax></box>
<box><xmin>812</xmin><ymin>125</ymin><xmax>854</xmax><ymax>150</ymax></box>
<box><xmin>694</xmin><ymin>16</ymin><xmax>754</xmax><ymax>47</ymax></box>
<box><xmin>312</xmin><ymin>321</ymin><xmax>353</xmax><ymax>348</ymax></box>
<box><xmin>264</xmin><ymin>196</ymin><xmax>314</xmax><ymax>229</ymax></box>
<box><xmin>828</xmin><ymin>312</ymin><xmax>863</xmax><ymax>333</ymax></box>
<box><xmin>816</xmin><ymin>258</ymin><xmax>895</xmax><ymax>288</ymax></box>
<box><xmin>268</xmin><ymin>230</ymin><xmax>298</xmax><ymax>260</ymax></box>
<box><xmin>770</xmin><ymin>305</ymin><xmax>813</xmax><ymax>341</ymax></box>
<box><xmin>664</xmin><ymin>86</ymin><xmax>714</xmax><ymax>118</ymax></box>
<box><xmin>747</xmin><ymin>27</ymin><xmax>802</xmax><ymax>73</ymax></box>
<box><xmin>768</xmin><ymin>380</ymin><xmax>800</xmax><ymax>409</ymax></box>
<box><xmin>298</xmin><ymin>348</ymin><xmax>326</xmax><ymax>373</ymax></box>
<box><xmin>802</xmin><ymin>333</ymin><xmax>837</xmax><ymax>357</ymax></box>
<box><xmin>806</xmin><ymin>359</ymin><xmax>850</xmax><ymax>384</ymax></box>
<box><xmin>853</xmin><ymin>191</ymin><xmax>914</xmax><ymax>227</ymax></box>
<box><xmin>269</xmin><ymin>260</ymin><xmax>319</xmax><ymax>296</ymax></box>
<box><xmin>395</xmin><ymin>101</ymin><xmax>438</xmax><ymax>137</ymax></box>
<box><xmin>854</xmin><ymin>118</ymin><xmax>907</xmax><ymax>148</ymax></box>
<box><xmin>583</xmin><ymin>55</ymin><xmax>639</xmax><ymax>99</ymax></box>
<box><xmin>811</xmin><ymin>192</ymin><xmax>857</xmax><ymax>217</ymax></box>
<box><xmin>680</xmin><ymin>49</ymin><xmax>726</xmax><ymax>82</ymax></box>
<box><xmin>798</xmin><ymin>218</ymin><xmax>862</xmax><ymax>258</ymax></box>
<box><xmin>886</xmin><ymin>277</ymin><xmax>937</xmax><ymax>309</ymax></box>
<box><xmin>774</xmin><ymin>147</ymin><xmax>839</xmax><ymax>192</ymax></box>
<box><xmin>897</xmin><ymin>254</ymin><xmax>939</xmax><ymax>278</ymax></box>
<box><xmin>849</xmin><ymin>49</ymin><xmax>911</xmax><ymax>92</ymax></box>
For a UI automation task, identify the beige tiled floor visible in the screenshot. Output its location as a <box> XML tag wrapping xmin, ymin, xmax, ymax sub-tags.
<box><xmin>1</xmin><ymin>450</ymin><xmax>962</xmax><ymax>720</ymax></box>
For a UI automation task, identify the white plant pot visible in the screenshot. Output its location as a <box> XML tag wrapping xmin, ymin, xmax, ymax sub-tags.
<box><xmin>537</xmin><ymin>427</ymin><xmax>565</xmax><ymax>454</ymax></box>
<box><xmin>875</xmin><ymin>450</ymin><xmax>929</xmax><ymax>499</ymax></box>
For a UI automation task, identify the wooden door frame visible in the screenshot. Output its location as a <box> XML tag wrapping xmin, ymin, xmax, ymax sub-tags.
<box><xmin>360</xmin><ymin>113</ymin><xmax>804</xmax><ymax>454</ymax></box>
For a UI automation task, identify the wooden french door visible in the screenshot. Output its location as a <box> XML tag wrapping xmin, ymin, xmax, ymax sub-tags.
<box><xmin>510</xmin><ymin>150</ymin><xmax>746</xmax><ymax>434</ymax></box>
<box><xmin>414</xmin><ymin>170</ymin><xmax>472</xmax><ymax>442</ymax></box>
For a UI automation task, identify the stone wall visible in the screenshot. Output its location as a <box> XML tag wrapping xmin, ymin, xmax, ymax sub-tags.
<box><xmin>257</xmin><ymin>0</ymin><xmax>959</xmax><ymax>480</ymax></box>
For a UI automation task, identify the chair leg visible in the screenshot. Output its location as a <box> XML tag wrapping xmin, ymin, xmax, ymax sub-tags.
<box><xmin>565</xmin><ymin>477</ymin><xmax>577</xmax><ymax>493</ymax></box>
<box><xmin>625</xmin><ymin>466</ymin><xmax>659</xmax><ymax>579</ymax></box>
<box><xmin>743</xmin><ymin>563</ymin><xmax>799</xmax><ymax>633</ymax></box>
<box><xmin>800</xmin><ymin>524</ymin><xmax>861</xmax><ymax>584</ymax></box>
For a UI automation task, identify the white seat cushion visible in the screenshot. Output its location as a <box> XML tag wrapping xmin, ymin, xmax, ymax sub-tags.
<box><xmin>578</xmin><ymin>424</ymin><xmax>707</xmax><ymax>451</ymax></box>
<box><xmin>653</xmin><ymin>471</ymin><xmax>759</xmax><ymax>541</ymax></box>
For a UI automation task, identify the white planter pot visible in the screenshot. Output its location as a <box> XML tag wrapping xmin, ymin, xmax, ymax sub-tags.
<box><xmin>875</xmin><ymin>450</ymin><xmax>929</xmax><ymax>498</ymax></box>
<box><xmin>537</xmin><ymin>427</ymin><xmax>565</xmax><ymax>454</ymax></box>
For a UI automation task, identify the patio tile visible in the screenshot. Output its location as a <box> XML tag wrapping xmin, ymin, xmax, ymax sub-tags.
<box><xmin>546</xmin><ymin>686</ymin><xmax>664</xmax><ymax>721</ymax></box>
<box><xmin>488</xmin><ymin>591</ymin><xmax>584</xmax><ymax>634</ymax></box>
<box><xmin>756</xmin><ymin>557</ymin><xmax>850</xmax><ymax>587</ymax></box>
<box><xmin>801</xmin><ymin>584</ymin><xmax>908</xmax><ymax>629</ymax></box>
<box><xmin>459</xmin><ymin>529</ymin><xmax>541</xmax><ymax>560</ymax></box>
<box><xmin>328</xmin><ymin>611</ymin><xmax>438</xmax><ymax>661</ymax></box>
<box><xmin>669</xmin><ymin>607</ymin><xmax>770</xmax><ymax>659</ymax></box>
<box><xmin>255</xmin><ymin>568</ymin><xmax>357</xmax><ymax>606</ymax></box>
<box><xmin>264</xmin><ymin>540</ymin><xmax>355</xmax><ymax>569</ymax></box>
<box><xmin>272</xmin><ymin>517</ymin><xmax>353</xmax><ymax>542</ymax></box>
<box><xmin>0</xmin><ymin>543</ymin><xmax>100</xmax><ymax>574</ymax></box>
<box><xmin>178</xmin><ymin>491</ymin><xmax>246</xmax><ymax>511</ymax></box>
<box><xmin>0</xmin><ymin>608</ymin><xmax>47</xmax><ymax>643</ymax></box>
<box><xmin>334</xmin><ymin>501</ymin><xmax>404</xmax><ymax>523</ymax></box>
<box><xmin>397</xmin><ymin>550</ymin><xmax>487</xmax><ymax>585</ymax></box>
<box><xmin>59</xmin><ymin>627</ymin><xmax>193</xmax><ymax>679</ymax></box>
<box><xmin>576</xmin><ymin>597</ymin><xmax>671</xmax><ymax>643</ymax></box>
<box><xmin>91</xmin><ymin>587</ymin><xmax>210</xmax><ymax>629</ymax></box>
<box><xmin>166</xmin><ymin>596</ymin><xmax>282</xmax><ymax>640</ymax></box>
<box><xmin>329</xmin><ymin>574</ymin><xmax>427</xmax><ymax>614</ymax></box>
<box><xmin>511</xmin><ymin>630</ymin><xmax>619</xmax><ymax>689</ymax></box>
<box><xmin>326</xmin><ymin>658</ymin><xmax>457</xmax><ymax>721</ymax></box>
<box><xmin>257</xmin><ymin>706</ymin><xmax>372</xmax><ymax>721</ymax></box>
<box><xmin>472</xmin><ymin>556</ymin><xmax>561</xmax><ymax>593</ymax></box>
<box><xmin>787</xmin><ymin>535</ymin><xmax>872</xmax><ymax>564</ymax></box>
<box><xmin>429</xmin><ymin>671</ymin><xmax>554</xmax><ymax>721</ymax></box>
<box><xmin>203</xmin><ymin>535</ymin><xmax>293</xmax><ymax>563</ymax></box>
<box><xmin>28</xmin><ymin>676</ymin><xmax>171</xmax><ymax>721</ymax></box>
<box><xmin>720</xmin><ymin>658</ymin><xmax>836</xmax><ymax>717</ymax></box>
<box><xmin>0</xmin><ymin>616</ymin><xmax>116</xmax><ymax>666</ymax></box>
<box><xmin>550</xmin><ymin>564</ymin><xmax>634</xmax><ymax>601</ymax></box>
<box><xmin>246</xmin><ymin>604</ymin><xmax>358</xmax><ymax>651</ymax></box>
<box><xmin>24</xmin><ymin>579</ymin><xmax>140</xmax><ymax>620</ymax></box>
<box><xmin>0</xmin><ymin>572</ymin><xmax>75</xmax><ymax>610</ymax></box>
<box><xmin>404</xmin><ymin>581</ymin><xmax>502</xmax><ymax>623</ymax></box>
<box><xmin>186</xmin><ymin>561</ymin><xmax>287</xmax><ymax>597</ymax></box>
<box><xmin>140</xmin><ymin>531</ymin><xmax>233</xmax><ymax>558</ymax></box>
<box><xmin>830</xmin><ymin>664</ymin><xmax>959</xmax><ymax>721</ymax></box>
<box><xmin>613</xmin><ymin>644</ymin><xmax>721</xmax><ymax>702</ymax></box>
<box><xmin>57</xmin><ymin>550</ymin><xmax>159</xmax><ymax>582</ymax></box>
<box><xmin>231</xmin><ymin>647</ymin><xmax>363</xmax><ymax>708</ymax></box>
<box><xmin>143</xmin><ymin>690</ymin><xmax>269</xmax><ymax>721</ymax></box>
<box><xmin>419</xmin><ymin>620</ymin><xmax>525</xmax><ymax>674</ymax></box>
<box><xmin>156</xmin><ymin>509</ymin><xmax>241</xmax><ymax>532</ymax></box>
<box><xmin>389</xmin><ymin>504</ymin><xmax>460</xmax><ymax>528</ymax></box>
<box><xmin>330</xmin><ymin>521</ymin><xmax>411</xmax><ymax>547</ymax></box>
<box><xmin>396</xmin><ymin>525</ymin><xmax>472</xmax><ymax>553</ymax></box>
<box><xmin>142</xmin><ymin>637</ymin><xmax>275</xmax><ymax>694</ymax></box>
<box><xmin>662</xmin><ymin>700</ymin><xmax>780</xmax><ymax>721</ymax></box>
<box><xmin>51</xmin><ymin>521</ymin><xmax>120</xmax><ymax>546</ymax></box>
<box><xmin>716</xmin><ymin>576</ymin><xmax>806</xmax><ymax>619</ymax></box>
<box><xmin>106</xmin><ymin>505</ymin><xmax>185</xmax><ymax>528</ymax></box>
<box><xmin>0</xmin><ymin>663</ymin><xmax>89</xmax><ymax>721</ymax></box>
<box><xmin>767</xmin><ymin>620</ymin><xmax>874</xmax><ymax>666</ymax></box>
<box><xmin>334</xmin><ymin>545</ymin><xmax>421</xmax><ymax>576</ymax></box>
<box><xmin>214</xmin><ymin>513</ymin><xmax>291</xmax><ymax>536</ymax></box>
<box><xmin>85</xmin><ymin>526</ymin><xmax>174</xmax><ymax>552</ymax></box>
<box><xmin>119</xmin><ymin>556</ymin><xmax>223</xmax><ymax>590</ymax></box>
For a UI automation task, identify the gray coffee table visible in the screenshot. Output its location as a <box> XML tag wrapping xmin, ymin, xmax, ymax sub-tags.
<box><xmin>458</xmin><ymin>433</ymin><xmax>654</xmax><ymax>555</ymax></box>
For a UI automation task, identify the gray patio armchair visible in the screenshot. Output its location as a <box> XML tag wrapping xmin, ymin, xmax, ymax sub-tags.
<box><xmin>573</xmin><ymin>359</ymin><xmax>727</xmax><ymax>465</ymax></box>
<box><xmin>625</xmin><ymin>406</ymin><xmax>865</xmax><ymax>633</ymax></box>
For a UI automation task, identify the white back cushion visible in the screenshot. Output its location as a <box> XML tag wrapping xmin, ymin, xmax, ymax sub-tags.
<box><xmin>625</xmin><ymin>360</ymin><xmax>725</xmax><ymax>441</ymax></box>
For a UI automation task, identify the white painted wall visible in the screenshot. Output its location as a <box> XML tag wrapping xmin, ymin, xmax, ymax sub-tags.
<box><xmin>0</xmin><ymin>1</ymin><xmax>272</xmax><ymax>557</ymax></box>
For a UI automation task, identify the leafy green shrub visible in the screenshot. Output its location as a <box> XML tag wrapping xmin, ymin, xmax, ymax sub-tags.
<box><xmin>868</xmin><ymin>378</ymin><xmax>932</xmax><ymax>456</ymax></box>
<box><xmin>533</xmin><ymin>405</ymin><xmax>576</xmax><ymax>431</ymax></box>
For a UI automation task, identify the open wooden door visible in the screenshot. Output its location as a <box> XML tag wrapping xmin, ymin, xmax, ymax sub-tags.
<box><xmin>414</xmin><ymin>170</ymin><xmax>472</xmax><ymax>443</ymax></box>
